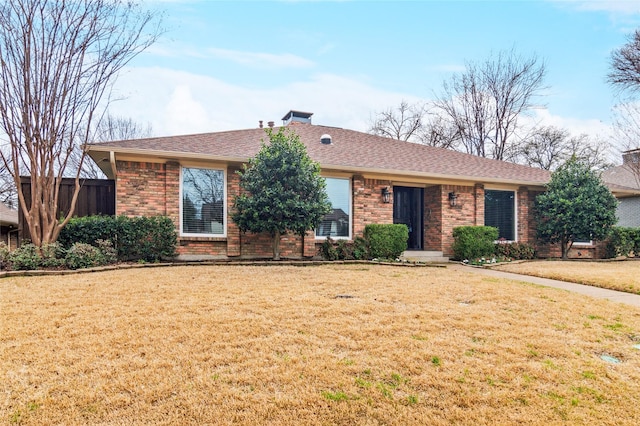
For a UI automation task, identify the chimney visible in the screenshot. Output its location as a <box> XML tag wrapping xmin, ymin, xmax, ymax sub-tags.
<box><xmin>268</xmin><ymin>121</ymin><xmax>275</xmax><ymax>128</ymax></box>
<box><xmin>259</xmin><ymin>120</ymin><xmax>263</xmax><ymax>128</ymax></box>
<box><xmin>623</xmin><ymin>148</ymin><xmax>640</xmax><ymax>165</ymax></box>
<box><xmin>282</xmin><ymin>110</ymin><xmax>313</xmax><ymax>126</ymax></box>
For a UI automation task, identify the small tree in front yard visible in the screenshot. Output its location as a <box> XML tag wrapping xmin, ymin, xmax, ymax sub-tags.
<box><xmin>232</xmin><ymin>127</ymin><xmax>332</xmax><ymax>260</ymax></box>
<box><xmin>535</xmin><ymin>157</ymin><xmax>618</xmax><ymax>259</ymax></box>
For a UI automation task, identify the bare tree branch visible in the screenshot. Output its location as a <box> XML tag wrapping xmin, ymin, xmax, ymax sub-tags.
<box><xmin>608</xmin><ymin>29</ymin><xmax>640</xmax><ymax>95</ymax></box>
<box><xmin>0</xmin><ymin>0</ymin><xmax>161</xmax><ymax>246</ymax></box>
<box><xmin>368</xmin><ymin>100</ymin><xmax>427</xmax><ymax>142</ymax></box>
<box><xmin>368</xmin><ymin>100</ymin><xmax>460</xmax><ymax>149</ymax></box>
<box><xmin>433</xmin><ymin>49</ymin><xmax>546</xmax><ymax>160</ymax></box>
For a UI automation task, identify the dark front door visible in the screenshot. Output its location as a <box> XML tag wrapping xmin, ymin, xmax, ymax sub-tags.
<box><xmin>393</xmin><ymin>186</ymin><xmax>424</xmax><ymax>250</ymax></box>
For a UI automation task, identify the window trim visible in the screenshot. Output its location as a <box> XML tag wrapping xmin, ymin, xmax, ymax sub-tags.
<box><xmin>316</xmin><ymin>176</ymin><xmax>352</xmax><ymax>240</ymax></box>
<box><xmin>179</xmin><ymin>165</ymin><xmax>227</xmax><ymax>238</ymax></box>
<box><xmin>484</xmin><ymin>188</ymin><xmax>518</xmax><ymax>243</ymax></box>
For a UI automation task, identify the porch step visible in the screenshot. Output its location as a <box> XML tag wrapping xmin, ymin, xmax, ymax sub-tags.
<box><xmin>400</xmin><ymin>251</ymin><xmax>449</xmax><ymax>263</ymax></box>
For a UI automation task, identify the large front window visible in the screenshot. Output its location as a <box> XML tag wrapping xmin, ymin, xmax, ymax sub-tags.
<box><xmin>316</xmin><ymin>177</ymin><xmax>350</xmax><ymax>238</ymax></box>
<box><xmin>485</xmin><ymin>189</ymin><xmax>515</xmax><ymax>241</ymax></box>
<box><xmin>181</xmin><ymin>167</ymin><xmax>225</xmax><ymax>236</ymax></box>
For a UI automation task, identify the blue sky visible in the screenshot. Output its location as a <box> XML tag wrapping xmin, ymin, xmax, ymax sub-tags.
<box><xmin>111</xmin><ymin>0</ymin><xmax>640</xmax><ymax>154</ymax></box>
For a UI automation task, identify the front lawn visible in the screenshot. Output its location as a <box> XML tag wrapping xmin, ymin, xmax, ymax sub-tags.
<box><xmin>494</xmin><ymin>260</ymin><xmax>640</xmax><ymax>294</ymax></box>
<box><xmin>2</xmin><ymin>264</ymin><xmax>640</xmax><ymax>425</ymax></box>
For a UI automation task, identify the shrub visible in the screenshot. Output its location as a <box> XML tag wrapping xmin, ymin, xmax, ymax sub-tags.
<box><xmin>8</xmin><ymin>243</ymin><xmax>42</xmax><ymax>270</ymax></box>
<box><xmin>494</xmin><ymin>241</ymin><xmax>535</xmax><ymax>260</ymax></box>
<box><xmin>0</xmin><ymin>242</ymin><xmax>10</xmax><ymax>269</ymax></box>
<box><xmin>118</xmin><ymin>216</ymin><xmax>176</xmax><ymax>261</ymax></box>
<box><xmin>452</xmin><ymin>226</ymin><xmax>498</xmax><ymax>261</ymax></box>
<box><xmin>59</xmin><ymin>215</ymin><xmax>177</xmax><ymax>262</ymax></box>
<box><xmin>364</xmin><ymin>224</ymin><xmax>408</xmax><ymax>260</ymax></box>
<box><xmin>96</xmin><ymin>239</ymin><xmax>118</xmax><ymax>264</ymax></box>
<box><xmin>319</xmin><ymin>237</ymin><xmax>339</xmax><ymax>261</ymax></box>
<box><xmin>65</xmin><ymin>242</ymin><xmax>105</xmax><ymax>270</ymax></box>
<box><xmin>352</xmin><ymin>236</ymin><xmax>369</xmax><ymax>260</ymax></box>
<box><xmin>40</xmin><ymin>242</ymin><xmax>66</xmax><ymax>268</ymax></box>
<box><xmin>319</xmin><ymin>237</ymin><xmax>358</xmax><ymax>261</ymax></box>
<box><xmin>57</xmin><ymin>215</ymin><xmax>118</xmax><ymax>249</ymax></box>
<box><xmin>605</xmin><ymin>227</ymin><xmax>640</xmax><ymax>258</ymax></box>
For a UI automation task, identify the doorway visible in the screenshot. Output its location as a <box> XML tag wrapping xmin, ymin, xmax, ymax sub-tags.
<box><xmin>393</xmin><ymin>186</ymin><xmax>424</xmax><ymax>250</ymax></box>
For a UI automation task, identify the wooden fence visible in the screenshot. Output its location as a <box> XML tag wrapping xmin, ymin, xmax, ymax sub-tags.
<box><xmin>18</xmin><ymin>177</ymin><xmax>115</xmax><ymax>244</ymax></box>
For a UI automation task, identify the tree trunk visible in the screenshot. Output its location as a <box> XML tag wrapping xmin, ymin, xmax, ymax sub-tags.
<box><xmin>272</xmin><ymin>230</ymin><xmax>281</xmax><ymax>260</ymax></box>
<box><xmin>561</xmin><ymin>238</ymin><xmax>571</xmax><ymax>260</ymax></box>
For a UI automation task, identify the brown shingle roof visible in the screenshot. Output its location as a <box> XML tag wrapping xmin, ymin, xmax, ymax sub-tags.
<box><xmin>603</xmin><ymin>164</ymin><xmax>640</xmax><ymax>190</ymax></box>
<box><xmin>89</xmin><ymin>123</ymin><xmax>552</xmax><ymax>186</ymax></box>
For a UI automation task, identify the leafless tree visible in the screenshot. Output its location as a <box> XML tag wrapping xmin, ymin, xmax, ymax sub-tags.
<box><xmin>608</xmin><ymin>29</ymin><xmax>640</xmax><ymax>95</ymax></box>
<box><xmin>611</xmin><ymin>102</ymin><xmax>640</xmax><ymax>186</ymax></box>
<box><xmin>0</xmin><ymin>0</ymin><xmax>161</xmax><ymax>247</ymax></box>
<box><xmin>516</xmin><ymin>126</ymin><xmax>570</xmax><ymax>170</ymax></box>
<box><xmin>368</xmin><ymin>101</ymin><xmax>427</xmax><ymax>142</ymax></box>
<box><xmin>516</xmin><ymin>126</ymin><xmax>613</xmax><ymax>172</ymax></box>
<box><xmin>565</xmin><ymin>134</ymin><xmax>613</xmax><ymax>172</ymax></box>
<box><xmin>417</xmin><ymin>112</ymin><xmax>461</xmax><ymax>150</ymax></box>
<box><xmin>368</xmin><ymin>100</ymin><xmax>460</xmax><ymax>149</ymax></box>
<box><xmin>0</xmin><ymin>162</ymin><xmax>16</xmax><ymax>207</ymax></box>
<box><xmin>433</xmin><ymin>49</ymin><xmax>546</xmax><ymax>160</ymax></box>
<box><xmin>72</xmin><ymin>114</ymin><xmax>154</xmax><ymax>179</ymax></box>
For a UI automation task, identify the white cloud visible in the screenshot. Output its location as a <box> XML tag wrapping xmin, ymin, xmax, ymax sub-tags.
<box><xmin>108</xmin><ymin>67</ymin><xmax>423</xmax><ymax>136</ymax></box>
<box><xmin>164</xmin><ymin>85</ymin><xmax>210</xmax><ymax>135</ymax></box>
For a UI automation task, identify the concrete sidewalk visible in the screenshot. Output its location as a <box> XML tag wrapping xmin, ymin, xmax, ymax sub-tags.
<box><xmin>448</xmin><ymin>264</ymin><xmax>640</xmax><ymax>308</ymax></box>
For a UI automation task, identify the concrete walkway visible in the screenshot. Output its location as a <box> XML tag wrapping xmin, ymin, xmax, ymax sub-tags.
<box><xmin>448</xmin><ymin>264</ymin><xmax>640</xmax><ymax>308</ymax></box>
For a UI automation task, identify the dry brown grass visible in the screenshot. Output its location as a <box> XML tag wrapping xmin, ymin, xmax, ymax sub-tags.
<box><xmin>494</xmin><ymin>260</ymin><xmax>640</xmax><ymax>294</ymax></box>
<box><xmin>2</xmin><ymin>264</ymin><xmax>640</xmax><ymax>425</ymax></box>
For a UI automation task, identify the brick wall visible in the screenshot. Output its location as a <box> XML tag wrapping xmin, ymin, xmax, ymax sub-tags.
<box><xmin>352</xmin><ymin>176</ymin><xmax>393</xmax><ymax>237</ymax></box>
<box><xmin>440</xmin><ymin>184</ymin><xmax>478</xmax><ymax>256</ymax></box>
<box><xmin>116</xmin><ymin>161</ymin><xmax>168</xmax><ymax>217</ymax></box>
<box><xmin>116</xmin><ymin>160</ymin><xmax>612</xmax><ymax>260</ymax></box>
<box><xmin>424</xmin><ymin>186</ymin><xmax>442</xmax><ymax>251</ymax></box>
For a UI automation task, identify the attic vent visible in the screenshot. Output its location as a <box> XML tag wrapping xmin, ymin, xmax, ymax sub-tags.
<box><xmin>320</xmin><ymin>134</ymin><xmax>332</xmax><ymax>145</ymax></box>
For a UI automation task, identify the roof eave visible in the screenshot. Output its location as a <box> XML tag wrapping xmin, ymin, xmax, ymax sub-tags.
<box><xmin>88</xmin><ymin>146</ymin><xmax>549</xmax><ymax>189</ymax></box>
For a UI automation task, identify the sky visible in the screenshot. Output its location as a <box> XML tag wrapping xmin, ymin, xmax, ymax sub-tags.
<box><xmin>109</xmin><ymin>0</ymin><xmax>640</xmax><ymax>157</ymax></box>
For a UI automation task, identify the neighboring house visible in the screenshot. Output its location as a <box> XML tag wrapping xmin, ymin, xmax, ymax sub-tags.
<box><xmin>0</xmin><ymin>202</ymin><xmax>19</xmax><ymax>250</ymax></box>
<box><xmin>603</xmin><ymin>149</ymin><xmax>640</xmax><ymax>227</ymax></box>
<box><xmin>86</xmin><ymin>110</ymin><xmax>636</xmax><ymax>260</ymax></box>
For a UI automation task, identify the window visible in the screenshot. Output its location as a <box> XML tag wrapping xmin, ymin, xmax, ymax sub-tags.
<box><xmin>181</xmin><ymin>167</ymin><xmax>225</xmax><ymax>236</ymax></box>
<box><xmin>316</xmin><ymin>177</ymin><xmax>350</xmax><ymax>238</ymax></box>
<box><xmin>573</xmin><ymin>232</ymin><xmax>593</xmax><ymax>245</ymax></box>
<box><xmin>485</xmin><ymin>190</ymin><xmax>515</xmax><ymax>241</ymax></box>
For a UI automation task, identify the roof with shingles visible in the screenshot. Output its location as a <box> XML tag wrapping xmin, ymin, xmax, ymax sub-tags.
<box><xmin>89</xmin><ymin>123</ymin><xmax>554</xmax><ymax>187</ymax></box>
<box><xmin>603</xmin><ymin>164</ymin><xmax>640</xmax><ymax>191</ymax></box>
<box><xmin>0</xmin><ymin>203</ymin><xmax>18</xmax><ymax>226</ymax></box>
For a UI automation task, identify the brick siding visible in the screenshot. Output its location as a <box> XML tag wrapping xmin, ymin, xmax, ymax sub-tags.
<box><xmin>116</xmin><ymin>160</ymin><xmax>590</xmax><ymax>260</ymax></box>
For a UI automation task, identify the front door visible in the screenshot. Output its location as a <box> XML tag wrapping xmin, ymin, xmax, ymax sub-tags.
<box><xmin>393</xmin><ymin>186</ymin><xmax>424</xmax><ymax>250</ymax></box>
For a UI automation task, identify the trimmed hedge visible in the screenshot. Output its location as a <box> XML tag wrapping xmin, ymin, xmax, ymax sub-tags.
<box><xmin>58</xmin><ymin>215</ymin><xmax>177</xmax><ymax>262</ymax></box>
<box><xmin>452</xmin><ymin>226</ymin><xmax>498</xmax><ymax>261</ymax></box>
<box><xmin>604</xmin><ymin>227</ymin><xmax>640</xmax><ymax>258</ymax></box>
<box><xmin>364</xmin><ymin>224</ymin><xmax>408</xmax><ymax>260</ymax></box>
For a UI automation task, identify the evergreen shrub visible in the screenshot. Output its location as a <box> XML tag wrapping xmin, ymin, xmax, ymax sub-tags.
<box><xmin>452</xmin><ymin>226</ymin><xmax>498</xmax><ymax>261</ymax></box>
